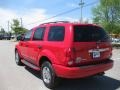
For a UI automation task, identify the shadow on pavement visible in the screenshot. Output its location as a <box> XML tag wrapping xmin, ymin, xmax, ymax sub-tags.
<box><xmin>25</xmin><ymin>66</ymin><xmax>41</xmax><ymax>79</ymax></box>
<box><xmin>25</xmin><ymin>66</ymin><xmax>120</xmax><ymax>90</ymax></box>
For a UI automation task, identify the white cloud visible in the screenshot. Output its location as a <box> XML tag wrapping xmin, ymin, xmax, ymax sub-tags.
<box><xmin>21</xmin><ymin>8</ymin><xmax>47</xmax><ymax>29</ymax></box>
<box><xmin>0</xmin><ymin>8</ymin><xmax>79</xmax><ymax>31</ymax></box>
<box><xmin>0</xmin><ymin>8</ymin><xmax>18</xmax><ymax>31</ymax></box>
<box><xmin>0</xmin><ymin>8</ymin><xmax>47</xmax><ymax>31</ymax></box>
<box><xmin>0</xmin><ymin>7</ymin><xmax>92</xmax><ymax>32</ymax></box>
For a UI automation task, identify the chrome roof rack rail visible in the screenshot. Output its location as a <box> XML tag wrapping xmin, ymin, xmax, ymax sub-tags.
<box><xmin>41</xmin><ymin>21</ymin><xmax>69</xmax><ymax>25</ymax></box>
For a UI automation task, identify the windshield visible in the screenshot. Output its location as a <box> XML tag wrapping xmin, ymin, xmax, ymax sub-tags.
<box><xmin>74</xmin><ymin>25</ymin><xmax>110</xmax><ymax>42</ymax></box>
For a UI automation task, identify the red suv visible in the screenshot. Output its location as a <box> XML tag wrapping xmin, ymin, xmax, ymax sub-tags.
<box><xmin>15</xmin><ymin>21</ymin><xmax>113</xmax><ymax>89</ymax></box>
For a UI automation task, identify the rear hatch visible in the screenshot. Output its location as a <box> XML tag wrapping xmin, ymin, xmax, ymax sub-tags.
<box><xmin>72</xmin><ymin>25</ymin><xmax>112</xmax><ymax>65</ymax></box>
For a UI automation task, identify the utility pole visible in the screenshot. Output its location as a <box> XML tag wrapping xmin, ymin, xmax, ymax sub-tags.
<box><xmin>20</xmin><ymin>18</ymin><xmax>23</xmax><ymax>27</ymax></box>
<box><xmin>79</xmin><ymin>0</ymin><xmax>84</xmax><ymax>23</ymax></box>
<box><xmin>8</xmin><ymin>21</ymin><xmax>10</xmax><ymax>32</ymax></box>
<box><xmin>0</xmin><ymin>26</ymin><xmax>1</xmax><ymax>31</ymax></box>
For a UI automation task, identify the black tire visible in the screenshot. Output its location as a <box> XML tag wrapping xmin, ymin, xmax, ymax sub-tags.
<box><xmin>15</xmin><ymin>50</ymin><xmax>23</xmax><ymax>66</ymax></box>
<box><xmin>41</xmin><ymin>61</ymin><xmax>60</xmax><ymax>89</ymax></box>
<box><xmin>97</xmin><ymin>72</ymin><xmax>105</xmax><ymax>76</ymax></box>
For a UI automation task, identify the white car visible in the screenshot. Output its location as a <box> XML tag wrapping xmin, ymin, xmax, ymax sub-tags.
<box><xmin>111</xmin><ymin>38</ymin><xmax>120</xmax><ymax>43</ymax></box>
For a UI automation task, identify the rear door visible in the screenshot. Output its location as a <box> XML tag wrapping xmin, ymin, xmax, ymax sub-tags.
<box><xmin>46</xmin><ymin>26</ymin><xmax>66</xmax><ymax>65</ymax></box>
<box><xmin>73</xmin><ymin>25</ymin><xmax>111</xmax><ymax>63</ymax></box>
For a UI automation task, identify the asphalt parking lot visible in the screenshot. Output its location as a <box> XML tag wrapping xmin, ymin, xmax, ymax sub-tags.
<box><xmin>0</xmin><ymin>40</ymin><xmax>120</xmax><ymax>90</ymax></box>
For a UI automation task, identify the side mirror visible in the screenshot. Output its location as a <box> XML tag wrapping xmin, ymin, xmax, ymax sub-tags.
<box><xmin>16</xmin><ymin>34</ymin><xmax>24</xmax><ymax>41</ymax></box>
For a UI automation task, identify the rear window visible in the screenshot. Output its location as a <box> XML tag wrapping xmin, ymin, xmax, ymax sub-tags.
<box><xmin>74</xmin><ymin>25</ymin><xmax>110</xmax><ymax>42</ymax></box>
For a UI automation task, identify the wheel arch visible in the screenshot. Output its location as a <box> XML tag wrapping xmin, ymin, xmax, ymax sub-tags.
<box><xmin>39</xmin><ymin>56</ymin><xmax>52</xmax><ymax>67</ymax></box>
<box><xmin>15</xmin><ymin>47</ymin><xmax>23</xmax><ymax>59</ymax></box>
<box><xmin>37</xmin><ymin>49</ymin><xmax>58</xmax><ymax>67</ymax></box>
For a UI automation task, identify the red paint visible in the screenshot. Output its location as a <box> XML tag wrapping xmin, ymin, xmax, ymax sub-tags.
<box><xmin>15</xmin><ymin>22</ymin><xmax>113</xmax><ymax>78</ymax></box>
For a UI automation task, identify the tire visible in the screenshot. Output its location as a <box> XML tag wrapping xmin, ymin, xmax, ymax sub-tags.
<box><xmin>41</xmin><ymin>61</ymin><xmax>60</xmax><ymax>89</ymax></box>
<box><xmin>97</xmin><ymin>72</ymin><xmax>105</xmax><ymax>76</ymax></box>
<box><xmin>15</xmin><ymin>50</ymin><xmax>23</xmax><ymax>66</ymax></box>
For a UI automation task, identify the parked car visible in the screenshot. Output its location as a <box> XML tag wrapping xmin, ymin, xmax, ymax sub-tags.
<box><xmin>15</xmin><ymin>21</ymin><xmax>113</xmax><ymax>89</ymax></box>
<box><xmin>11</xmin><ymin>35</ymin><xmax>15</xmax><ymax>39</ymax></box>
<box><xmin>4</xmin><ymin>35</ymin><xmax>11</xmax><ymax>40</ymax></box>
<box><xmin>0</xmin><ymin>35</ymin><xmax>4</xmax><ymax>40</ymax></box>
<box><xmin>111</xmin><ymin>38</ymin><xmax>120</xmax><ymax>43</ymax></box>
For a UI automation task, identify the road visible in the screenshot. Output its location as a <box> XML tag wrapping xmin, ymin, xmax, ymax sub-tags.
<box><xmin>0</xmin><ymin>40</ymin><xmax>120</xmax><ymax>90</ymax></box>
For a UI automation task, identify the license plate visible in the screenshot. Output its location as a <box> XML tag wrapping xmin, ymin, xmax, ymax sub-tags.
<box><xmin>92</xmin><ymin>51</ymin><xmax>100</xmax><ymax>58</ymax></box>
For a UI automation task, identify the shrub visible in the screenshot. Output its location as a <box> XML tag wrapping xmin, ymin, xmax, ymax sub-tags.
<box><xmin>112</xmin><ymin>43</ymin><xmax>120</xmax><ymax>48</ymax></box>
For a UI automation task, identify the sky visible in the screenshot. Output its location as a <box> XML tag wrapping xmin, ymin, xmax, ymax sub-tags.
<box><xmin>0</xmin><ymin>0</ymin><xmax>99</xmax><ymax>31</ymax></box>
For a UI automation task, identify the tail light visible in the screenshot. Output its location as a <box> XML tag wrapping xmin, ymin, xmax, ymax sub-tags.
<box><xmin>66</xmin><ymin>48</ymin><xmax>83</xmax><ymax>66</ymax></box>
<box><xmin>66</xmin><ymin>48</ymin><xmax>75</xmax><ymax>66</ymax></box>
<box><xmin>66</xmin><ymin>48</ymin><xmax>77</xmax><ymax>66</ymax></box>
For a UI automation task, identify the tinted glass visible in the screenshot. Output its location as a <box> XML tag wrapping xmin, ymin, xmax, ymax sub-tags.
<box><xmin>48</xmin><ymin>26</ymin><xmax>65</xmax><ymax>41</ymax></box>
<box><xmin>24</xmin><ymin>30</ymin><xmax>32</xmax><ymax>41</ymax></box>
<box><xmin>74</xmin><ymin>26</ymin><xmax>110</xmax><ymax>42</ymax></box>
<box><xmin>33</xmin><ymin>27</ymin><xmax>45</xmax><ymax>40</ymax></box>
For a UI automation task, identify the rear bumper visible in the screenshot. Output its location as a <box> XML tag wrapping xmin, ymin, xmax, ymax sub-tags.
<box><xmin>53</xmin><ymin>60</ymin><xmax>113</xmax><ymax>78</ymax></box>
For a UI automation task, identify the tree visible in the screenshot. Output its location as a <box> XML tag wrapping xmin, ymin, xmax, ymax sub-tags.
<box><xmin>11</xmin><ymin>19</ymin><xmax>28</xmax><ymax>36</ymax></box>
<box><xmin>0</xmin><ymin>28</ymin><xmax>5</xmax><ymax>34</ymax></box>
<box><xmin>92</xmin><ymin>0</ymin><xmax>120</xmax><ymax>35</ymax></box>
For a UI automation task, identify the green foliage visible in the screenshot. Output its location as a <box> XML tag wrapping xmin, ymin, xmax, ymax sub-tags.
<box><xmin>112</xmin><ymin>43</ymin><xmax>120</xmax><ymax>48</ymax></box>
<box><xmin>0</xmin><ymin>28</ymin><xmax>5</xmax><ymax>34</ymax></box>
<box><xmin>92</xmin><ymin>0</ymin><xmax>120</xmax><ymax>35</ymax></box>
<box><xmin>11</xmin><ymin>19</ymin><xmax>28</xmax><ymax>35</ymax></box>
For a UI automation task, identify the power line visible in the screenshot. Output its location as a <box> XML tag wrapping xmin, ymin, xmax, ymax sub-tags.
<box><xmin>26</xmin><ymin>7</ymin><xmax>80</xmax><ymax>26</ymax></box>
<box><xmin>3</xmin><ymin>0</ymin><xmax>98</xmax><ymax>31</ymax></box>
<box><xmin>24</xmin><ymin>1</ymin><xmax>99</xmax><ymax>26</ymax></box>
<box><xmin>84</xmin><ymin>1</ymin><xmax>98</xmax><ymax>7</ymax></box>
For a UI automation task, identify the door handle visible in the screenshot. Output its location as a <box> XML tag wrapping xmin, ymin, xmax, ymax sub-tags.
<box><xmin>38</xmin><ymin>45</ymin><xmax>42</xmax><ymax>49</ymax></box>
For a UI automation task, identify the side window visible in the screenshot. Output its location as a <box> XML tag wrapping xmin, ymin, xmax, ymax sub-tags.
<box><xmin>33</xmin><ymin>27</ymin><xmax>45</xmax><ymax>40</ymax></box>
<box><xmin>48</xmin><ymin>26</ymin><xmax>65</xmax><ymax>41</ymax></box>
<box><xmin>24</xmin><ymin>30</ymin><xmax>33</xmax><ymax>41</ymax></box>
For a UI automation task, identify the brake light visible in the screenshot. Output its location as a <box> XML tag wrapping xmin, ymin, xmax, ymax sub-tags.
<box><xmin>66</xmin><ymin>48</ymin><xmax>75</xmax><ymax>66</ymax></box>
<box><xmin>66</xmin><ymin>48</ymin><xmax>75</xmax><ymax>57</ymax></box>
<box><xmin>66</xmin><ymin>48</ymin><xmax>83</xmax><ymax>66</ymax></box>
